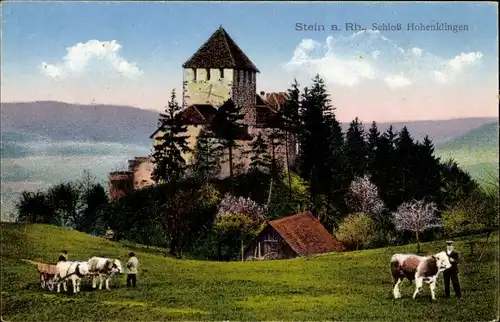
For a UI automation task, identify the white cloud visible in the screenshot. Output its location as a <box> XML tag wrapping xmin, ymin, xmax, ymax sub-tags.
<box><xmin>285</xmin><ymin>32</ymin><xmax>484</xmax><ymax>89</ymax></box>
<box><xmin>411</xmin><ymin>47</ymin><xmax>423</xmax><ymax>57</ymax></box>
<box><xmin>448</xmin><ymin>52</ymin><xmax>483</xmax><ymax>70</ymax></box>
<box><xmin>384</xmin><ymin>74</ymin><xmax>411</xmax><ymax>88</ymax></box>
<box><xmin>40</xmin><ymin>40</ymin><xmax>143</xmax><ymax>80</ymax></box>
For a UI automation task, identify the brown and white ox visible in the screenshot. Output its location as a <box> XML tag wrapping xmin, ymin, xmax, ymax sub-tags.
<box><xmin>391</xmin><ymin>251</ymin><xmax>452</xmax><ymax>300</ymax></box>
<box><xmin>87</xmin><ymin>256</ymin><xmax>123</xmax><ymax>290</ymax></box>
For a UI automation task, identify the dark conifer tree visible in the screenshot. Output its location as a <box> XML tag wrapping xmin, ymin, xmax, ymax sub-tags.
<box><xmin>296</xmin><ymin>74</ymin><xmax>342</xmax><ymax>224</ymax></box>
<box><xmin>413</xmin><ymin>135</ymin><xmax>442</xmax><ymax>202</ymax></box>
<box><xmin>248</xmin><ymin>132</ymin><xmax>272</xmax><ymax>173</ymax></box>
<box><xmin>212</xmin><ymin>99</ymin><xmax>245</xmax><ymax>178</ymax></box>
<box><xmin>192</xmin><ymin>127</ymin><xmax>221</xmax><ymax>182</ymax></box>
<box><xmin>151</xmin><ymin>89</ymin><xmax>191</xmax><ymax>184</ymax></box>
<box><xmin>342</xmin><ymin>117</ymin><xmax>368</xmax><ymax>183</ymax></box>
<box><xmin>366</xmin><ymin>121</ymin><xmax>381</xmax><ymax>176</ymax></box>
<box><xmin>394</xmin><ymin>126</ymin><xmax>416</xmax><ymax>204</ymax></box>
<box><xmin>373</xmin><ymin>125</ymin><xmax>398</xmax><ymax>209</ymax></box>
<box><xmin>280</xmin><ymin>79</ymin><xmax>301</xmax><ymax>195</ymax></box>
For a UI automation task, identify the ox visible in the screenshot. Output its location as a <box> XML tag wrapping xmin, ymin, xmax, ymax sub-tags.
<box><xmin>54</xmin><ymin>261</ymin><xmax>90</xmax><ymax>294</ymax></box>
<box><xmin>87</xmin><ymin>256</ymin><xmax>123</xmax><ymax>290</ymax></box>
<box><xmin>391</xmin><ymin>251</ymin><xmax>452</xmax><ymax>300</ymax></box>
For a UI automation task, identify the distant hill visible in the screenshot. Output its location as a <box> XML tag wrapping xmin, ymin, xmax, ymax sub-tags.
<box><xmin>1</xmin><ymin>101</ymin><xmax>159</xmax><ymax>146</ymax></box>
<box><xmin>436</xmin><ymin>122</ymin><xmax>498</xmax><ymax>150</ymax></box>
<box><xmin>435</xmin><ymin>122</ymin><xmax>499</xmax><ymax>184</ymax></box>
<box><xmin>2</xmin><ymin>101</ymin><xmax>497</xmax><ymax>145</ymax></box>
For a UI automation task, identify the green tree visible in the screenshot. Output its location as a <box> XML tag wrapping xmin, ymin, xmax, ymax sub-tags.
<box><xmin>343</xmin><ymin>117</ymin><xmax>368</xmax><ymax>183</ymax></box>
<box><xmin>16</xmin><ymin>191</ymin><xmax>58</xmax><ymax>225</ymax></box>
<box><xmin>212</xmin><ymin>99</ymin><xmax>245</xmax><ymax>178</ymax></box>
<box><xmin>280</xmin><ymin>79</ymin><xmax>301</xmax><ymax>196</ymax></box>
<box><xmin>336</xmin><ymin>213</ymin><xmax>377</xmax><ymax>250</ymax></box>
<box><xmin>248</xmin><ymin>132</ymin><xmax>272</xmax><ymax>173</ymax></box>
<box><xmin>151</xmin><ymin>89</ymin><xmax>191</xmax><ymax>183</ymax></box>
<box><xmin>192</xmin><ymin>128</ymin><xmax>221</xmax><ymax>181</ymax></box>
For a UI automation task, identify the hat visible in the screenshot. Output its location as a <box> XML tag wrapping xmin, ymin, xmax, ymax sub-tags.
<box><xmin>446</xmin><ymin>241</ymin><xmax>454</xmax><ymax>246</ymax></box>
<box><xmin>129</xmin><ymin>252</ymin><xmax>135</xmax><ymax>257</ymax></box>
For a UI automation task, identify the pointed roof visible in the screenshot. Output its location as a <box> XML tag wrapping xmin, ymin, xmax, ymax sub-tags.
<box><xmin>182</xmin><ymin>26</ymin><xmax>259</xmax><ymax>72</ymax></box>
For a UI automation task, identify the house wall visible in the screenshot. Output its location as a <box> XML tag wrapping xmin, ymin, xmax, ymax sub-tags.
<box><xmin>244</xmin><ymin>225</ymin><xmax>297</xmax><ymax>260</ymax></box>
<box><xmin>152</xmin><ymin>125</ymin><xmax>202</xmax><ymax>164</ymax></box>
<box><xmin>183</xmin><ymin>68</ymin><xmax>233</xmax><ymax>108</ymax></box>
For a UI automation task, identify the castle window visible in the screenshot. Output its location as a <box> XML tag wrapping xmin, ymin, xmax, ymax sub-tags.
<box><xmin>206</xmin><ymin>68</ymin><xmax>211</xmax><ymax>80</ymax></box>
<box><xmin>219</xmin><ymin>68</ymin><xmax>224</xmax><ymax>78</ymax></box>
<box><xmin>192</xmin><ymin>68</ymin><xmax>197</xmax><ymax>81</ymax></box>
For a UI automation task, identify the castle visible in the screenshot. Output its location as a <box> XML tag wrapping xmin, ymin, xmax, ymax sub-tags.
<box><xmin>108</xmin><ymin>26</ymin><xmax>296</xmax><ymax>200</ymax></box>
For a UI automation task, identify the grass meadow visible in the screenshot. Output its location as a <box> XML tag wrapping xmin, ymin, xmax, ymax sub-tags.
<box><xmin>1</xmin><ymin>223</ymin><xmax>498</xmax><ymax>321</ymax></box>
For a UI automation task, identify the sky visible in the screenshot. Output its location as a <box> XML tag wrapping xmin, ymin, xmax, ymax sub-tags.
<box><xmin>1</xmin><ymin>1</ymin><xmax>498</xmax><ymax>122</ymax></box>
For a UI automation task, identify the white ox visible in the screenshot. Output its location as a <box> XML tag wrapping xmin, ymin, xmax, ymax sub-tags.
<box><xmin>54</xmin><ymin>261</ymin><xmax>90</xmax><ymax>294</ymax></box>
<box><xmin>87</xmin><ymin>256</ymin><xmax>123</xmax><ymax>290</ymax></box>
<box><xmin>391</xmin><ymin>251</ymin><xmax>452</xmax><ymax>300</ymax></box>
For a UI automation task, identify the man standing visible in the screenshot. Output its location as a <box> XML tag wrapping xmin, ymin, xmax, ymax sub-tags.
<box><xmin>444</xmin><ymin>240</ymin><xmax>462</xmax><ymax>298</ymax></box>
<box><xmin>126</xmin><ymin>252</ymin><xmax>138</xmax><ymax>287</ymax></box>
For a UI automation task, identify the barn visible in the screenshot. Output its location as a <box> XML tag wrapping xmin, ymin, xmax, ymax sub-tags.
<box><xmin>244</xmin><ymin>211</ymin><xmax>345</xmax><ymax>260</ymax></box>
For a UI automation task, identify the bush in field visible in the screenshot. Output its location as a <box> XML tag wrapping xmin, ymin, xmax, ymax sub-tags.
<box><xmin>336</xmin><ymin>212</ymin><xmax>377</xmax><ymax>250</ymax></box>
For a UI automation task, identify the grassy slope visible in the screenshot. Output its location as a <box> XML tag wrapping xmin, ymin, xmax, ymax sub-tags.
<box><xmin>1</xmin><ymin>224</ymin><xmax>498</xmax><ymax>321</ymax></box>
<box><xmin>436</xmin><ymin>122</ymin><xmax>499</xmax><ymax>184</ymax></box>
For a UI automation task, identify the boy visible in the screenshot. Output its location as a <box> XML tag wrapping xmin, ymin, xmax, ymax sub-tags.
<box><xmin>126</xmin><ymin>252</ymin><xmax>138</xmax><ymax>287</ymax></box>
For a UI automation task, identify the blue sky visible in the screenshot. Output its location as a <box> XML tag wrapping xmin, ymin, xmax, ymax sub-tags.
<box><xmin>2</xmin><ymin>1</ymin><xmax>498</xmax><ymax>122</ymax></box>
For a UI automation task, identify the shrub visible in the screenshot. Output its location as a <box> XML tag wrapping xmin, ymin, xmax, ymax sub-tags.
<box><xmin>335</xmin><ymin>212</ymin><xmax>377</xmax><ymax>250</ymax></box>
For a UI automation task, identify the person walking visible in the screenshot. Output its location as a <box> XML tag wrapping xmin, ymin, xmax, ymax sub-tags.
<box><xmin>126</xmin><ymin>252</ymin><xmax>138</xmax><ymax>287</ymax></box>
<box><xmin>444</xmin><ymin>240</ymin><xmax>462</xmax><ymax>298</ymax></box>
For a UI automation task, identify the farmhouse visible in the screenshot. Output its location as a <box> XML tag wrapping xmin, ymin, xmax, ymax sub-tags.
<box><xmin>108</xmin><ymin>26</ymin><xmax>295</xmax><ymax>200</ymax></box>
<box><xmin>244</xmin><ymin>212</ymin><xmax>345</xmax><ymax>260</ymax></box>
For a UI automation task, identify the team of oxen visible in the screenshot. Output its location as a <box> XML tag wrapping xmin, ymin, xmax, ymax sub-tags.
<box><xmin>53</xmin><ymin>256</ymin><xmax>123</xmax><ymax>294</ymax></box>
<box><xmin>391</xmin><ymin>251</ymin><xmax>453</xmax><ymax>300</ymax></box>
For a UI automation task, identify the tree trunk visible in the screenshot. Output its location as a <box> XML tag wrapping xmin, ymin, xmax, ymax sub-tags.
<box><xmin>228</xmin><ymin>146</ymin><xmax>234</xmax><ymax>178</ymax></box>
<box><xmin>285</xmin><ymin>132</ymin><xmax>292</xmax><ymax>197</ymax></box>
<box><xmin>241</xmin><ymin>238</ymin><xmax>244</xmax><ymax>261</ymax></box>
<box><xmin>478</xmin><ymin>231</ymin><xmax>492</xmax><ymax>261</ymax></box>
<box><xmin>415</xmin><ymin>230</ymin><xmax>420</xmax><ymax>253</ymax></box>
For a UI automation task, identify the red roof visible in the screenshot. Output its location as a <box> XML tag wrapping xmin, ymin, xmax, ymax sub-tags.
<box><xmin>269</xmin><ymin>211</ymin><xmax>345</xmax><ymax>256</ymax></box>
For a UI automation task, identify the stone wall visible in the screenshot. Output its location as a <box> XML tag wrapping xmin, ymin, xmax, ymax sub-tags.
<box><xmin>231</xmin><ymin>70</ymin><xmax>257</xmax><ymax>126</ymax></box>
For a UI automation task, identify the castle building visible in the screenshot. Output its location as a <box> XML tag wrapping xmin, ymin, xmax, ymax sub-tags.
<box><xmin>109</xmin><ymin>26</ymin><xmax>295</xmax><ymax>200</ymax></box>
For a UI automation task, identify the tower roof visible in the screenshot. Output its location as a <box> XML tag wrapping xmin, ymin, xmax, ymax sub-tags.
<box><xmin>182</xmin><ymin>26</ymin><xmax>259</xmax><ymax>72</ymax></box>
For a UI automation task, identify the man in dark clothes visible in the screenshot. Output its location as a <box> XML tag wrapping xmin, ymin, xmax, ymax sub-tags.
<box><xmin>444</xmin><ymin>240</ymin><xmax>462</xmax><ymax>298</ymax></box>
<box><xmin>58</xmin><ymin>250</ymin><xmax>68</xmax><ymax>262</ymax></box>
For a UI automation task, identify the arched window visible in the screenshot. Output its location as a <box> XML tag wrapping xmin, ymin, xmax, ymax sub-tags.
<box><xmin>219</xmin><ymin>68</ymin><xmax>224</xmax><ymax>79</ymax></box>
<box><xmin>192</xmin><ymin>68</ymin><xmax>197</xmax><ymax>81</ymax></box>
<box><xmin>206</xmin><ymin>68</ymin><xmax>211</xmax><ymax>80</ymax></box>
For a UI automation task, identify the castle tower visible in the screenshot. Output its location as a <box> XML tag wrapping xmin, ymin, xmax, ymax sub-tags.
<box><xmin>182</xmin><ymin>26</ymin><xmax>260</xmax><ymax>126</ymax></box>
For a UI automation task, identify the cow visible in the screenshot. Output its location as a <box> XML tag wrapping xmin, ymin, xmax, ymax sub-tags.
<box><xmin>53</xmin><ymin>261</ymin><xmax>90</xmax><ymax>294</ymax></box>
<box><xmin>87</xmin><ymin>256</ymin><xmax>123</xmax><ymax>290</ymax></box>
<box><xmin>391</xmin><ymin>251</ymin><xmax>452</xmax><ymax>300</ymax></box>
